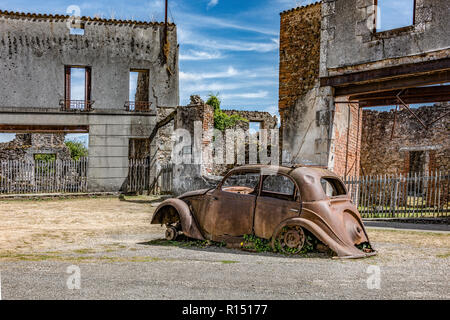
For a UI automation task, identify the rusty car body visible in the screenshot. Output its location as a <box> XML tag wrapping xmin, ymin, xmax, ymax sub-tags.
<box><xmin>151</xmin><ymin>165</ymin><xmax>376</xmax><ymax>258</ymax></box>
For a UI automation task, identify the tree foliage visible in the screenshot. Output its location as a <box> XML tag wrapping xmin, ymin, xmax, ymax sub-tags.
<box><xmin>206</xmin><ymin>94</ymin><xmax>248</xmax><ymax>131</ymax></box>
<box><xmin>65</xmin><ymin>141</ymin><xmax>88</xmax><ymax>160</ymax></box>
<box><xmin>34</xmin><ymin>154</ymin><xmax>56</xmax><ymax>162</ymax></box>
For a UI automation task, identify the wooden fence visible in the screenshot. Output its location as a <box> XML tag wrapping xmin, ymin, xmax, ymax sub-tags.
<box><xmin>159</xmin><ymin>163</ymin><xmax>174</xmax><ymax>194</ymax></box>
<box><xmin>127</xmin><ymin>159</ymin><xmax>150</xmax><ymax>194</ymax></box>
<box><xmin>343</xmin><ymin>171</ymin><xmax>449</xmax><ymax>218</ymax></box>
<box><xmin>0</xmin><ymin>158</ymin><xmax>88</xmax><ymax>194</ymax></box>
<box><xmin>126</xmin><ymin>159</ymin><xmax>173</xmax><ymax>195</ymax></box>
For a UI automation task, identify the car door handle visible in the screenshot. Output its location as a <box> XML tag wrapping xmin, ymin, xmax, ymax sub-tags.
<box><xmin>290</xmin><ymin>209</ymin><xmax>299</xmax><ymax>213</ymax></box>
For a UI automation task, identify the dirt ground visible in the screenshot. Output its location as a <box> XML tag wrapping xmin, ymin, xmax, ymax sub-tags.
<box><xmin>0</xmin><ymin>196</ymin><xmax>163</xmax><ymax>254</ymax></box>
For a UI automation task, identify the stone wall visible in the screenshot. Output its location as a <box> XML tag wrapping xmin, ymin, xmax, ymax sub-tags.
<box><xmin>0</xmin><ymin>133</ymin><xmax>71</xmax><ymax>162</ymax></box>
<box><xmin>0</xmin><ymin>10</ymin><xmax>179</xmax><ymax>110</ymax></box>
<box><xmin>279</xmin><ymin>3</ymin><xmax>321</xmax><ymax>117</ymax></box>
<box><xmin>222</xmin><ymin>110</ymin><xmax>278</xmax><ymax>130</ymax></box>
<box><xmin>360</xmin><ymin>103</ymin><xmax>450</xmax><ymax>176</ymax></box>
<box><xmin>279</xmin><ymin>3</ymin><xmax>342</xmax><ymax>169</ymax></box>
<box><xmin>154</xmin><ymin>106</ymin><xmax>176</xmax><ymax>167</ymax></box>
<box><xmin>170</xmin><ymin>96</ymin><xmax>281</xmax><ymax>194</ymax></box>
<box><xmin>320</xmin><ymin>0</ymin><xmax>450</xmax><ymax>77</ymax></box>
<box><xmin>172</xmin><ymin>96</ymin><xmax>215</xmax><ymax>195</ymax></box>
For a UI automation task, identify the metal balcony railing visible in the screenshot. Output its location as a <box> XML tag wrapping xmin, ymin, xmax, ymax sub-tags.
<box><xmin>59</xmin><ymin>100</ymin><xmax>94</xmax><ymax>111</ymax></box>
<box><xmin>124</xmin><ymin>101</ymin><xmax>153</xmax><ymax>112</ymax></box>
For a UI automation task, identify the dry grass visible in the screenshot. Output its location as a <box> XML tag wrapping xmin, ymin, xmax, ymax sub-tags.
<box><xmin>0</xmin><ymin>196</ymin><xmax>161</xmax><ymax>253</ymax></box>
<box><xmin>367</xmin><ymin>228</ymin><xmax>450</xmax><ymax>249</ymax></box>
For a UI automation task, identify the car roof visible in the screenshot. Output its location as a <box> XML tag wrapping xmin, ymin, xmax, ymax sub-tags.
<box><xmin>228</xmin><ymin>164</ymin><xmax>345</xmax><ymax>201</ymax></box>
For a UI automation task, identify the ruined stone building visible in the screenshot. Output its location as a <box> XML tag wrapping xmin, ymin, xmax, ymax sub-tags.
<box><xmin>169</xmin><ymin>95</ymin><xmax>278</xmax><ymax>195</ymax></box>
<box><xmin>0</xmin><ymin>133</ymin><xmax>71</xmax><ymax>162</ymax></box>
<box><xmin>0</xmin><ymin>10</ymin><xmax>179</xmax><ymax>191</ymax></box>
<box><xmin>361</xmin><ymin>102</ymin><xmax>449</xmax><ymax>176</ymax></box>
<box><xmin>279</xmin><ymin>0</ymin><xmax>449</xmax><ymax>177</ymax></box>
<box><xmin>0</xmin><ymin>9</ymin><xmax>280</xmax><ymax>194</ymax></box>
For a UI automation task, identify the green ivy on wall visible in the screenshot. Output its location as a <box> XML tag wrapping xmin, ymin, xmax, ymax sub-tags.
<box><xmin>206</xmin><ymin>94</ymin><xmax>248</xmax><ymax>131</ymax></box>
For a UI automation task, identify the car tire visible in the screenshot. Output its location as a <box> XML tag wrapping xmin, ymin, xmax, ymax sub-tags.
<box><xmin>165</xmin><ymin>226</ymin><xmax>178</xmax><ymax>241</ymax></box>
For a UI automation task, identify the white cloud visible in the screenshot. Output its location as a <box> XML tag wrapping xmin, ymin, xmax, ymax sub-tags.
<box><xmin>221</xmin><ymin>91</ymin><xmax>269</xmax><ymax>99</ymax></box>
<box><xmin>276</xmin><ymin>0</ymin><xmax>316</xmax><ymax>7</ymax></box>
<box><xmin>65</xmin><ymin>133</ymin><xmax>89</xmax><ymax>148</ymax></box>
<box><xmin>181</xmin><ymin>79</ymin><xmax>276</xmax><ymax>93</ymax></box>
<box><xmin>207</xmin><ymin>0</ymin><xmax>219</xmax><ymax>9</ymax></box>
<box><xmin>264</xmin><ymin>105</ymin><xmax>279</xmax><ymax>115</ymax></box>
<box><xmin>264</xmin><ymin>105</ymin><xmax>281</xmax><ymax>126</ymax></box>
<box><xmin>180</xmin><ymin>67</ymin><xmax>239</xmax><ymax>81</ymax></box>
<box><xmin>180</xmin><ymin>66</ymin><xmax>277</xmax><ymax>82</ymax></box>
<box><xmin>178</xmin><ymin>26</ymin><xmax>278</xmax><ymax>53</ymax></box>
<box><xmin>179</xmin><ymin>50</ymin><xmax>223</xmax><ymax>61</ymax></box>
<box><xmin>70</xmin><ymin>68</ymin><xmax>85</xmax><ymax>100</ymax></box>
<box><xmin>182</xmin><ymin>82</ymin><xmax>243</xmax><ymax>92</ymax></box>
<box><xmin>180</xmin><ymin>13</ymin><xmax>278</xmax><ymax>36</ymax></box>
<box><xmin>190</xmin><ymin>38</ymin><xmax>278</xmax><ymax>53</ymax></box>
<box><xmin>0</xmin><ymin>133</ymin><xmax>16</xmax><ymax>143</ymax></box>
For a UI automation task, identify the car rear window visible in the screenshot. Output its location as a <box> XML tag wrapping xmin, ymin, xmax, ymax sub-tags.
<box><xmin>321</xmin><ymin>177</ymin><xmax>347</xmax><ymax>197</ymax></box>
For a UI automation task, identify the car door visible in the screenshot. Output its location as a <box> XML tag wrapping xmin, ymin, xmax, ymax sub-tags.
<box><xmin>253</xmin><ymin>174</ymin><xmax>301</xmax><ymax>239</ymax></box>
<box><xmin>204</xmin><ymin>170</ymin><xmax>260</xmax><ymax>239</ymax></box>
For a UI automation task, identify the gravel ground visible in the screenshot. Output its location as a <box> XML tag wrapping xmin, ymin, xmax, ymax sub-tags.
<box><xmin>0</xmin><ymin>231</ymin><xmax>449</xmax><ymax>300</ymax></box>
<box><xmin>0</xmin><ymin>197</ymin><xmax>448</xmax><ymax>300</ymax></box>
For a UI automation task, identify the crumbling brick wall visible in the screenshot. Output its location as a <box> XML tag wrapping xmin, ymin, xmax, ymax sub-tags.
<box><xmin>331</xmin><ymin>102</ymin><xmax>362</xmax><ymax>177</ymax></box>
<box><xmin>222</xmin><ymin>110</ymin><xmax>278</xmax><ymax>130</ymax></box>
<box><xmin>279</xmin><ymin>3</ymin><xmax>321</xmax><ymax>122</ymax></box>
<box><xmin>279</xmin><ymin>3</ymin><xmax>342</xmax><ymax>169</ymax></box>
<box><xmin>360</xmin><ymin>103</ymin><xmax>449</xmax><ymax>176</ymax></box>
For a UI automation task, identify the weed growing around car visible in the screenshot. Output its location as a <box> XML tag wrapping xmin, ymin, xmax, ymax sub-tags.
<box><xmin>145</xmin><ymin>237</ymin><xmax>226</xmax><ymax>249</ymax></box>
<box><xmin>147</xmin><ymin>231</ymin><xmax>331</xmax><ymax>256</ymax></box>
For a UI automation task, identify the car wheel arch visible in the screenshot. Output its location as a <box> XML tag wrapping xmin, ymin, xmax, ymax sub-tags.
<box><xmin>270</xmin><ymin>218</ymin><xmax>334</xmax><ymax>252</ymax></box>
<box><xmin>270</xmin><ymin>217</ymin><xmax>374</xmax><ymax>258</ymax></box>
<box><xmin>151</xmin><ymin>199</ymin><xmax>205</xmax><ymax>240</ymax></box>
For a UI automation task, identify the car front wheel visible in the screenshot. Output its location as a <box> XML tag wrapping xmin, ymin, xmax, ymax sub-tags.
<box><xmin>165</xmin><ymin>225</ymin><xmax>178</xmax><ymax>241</ymax></box>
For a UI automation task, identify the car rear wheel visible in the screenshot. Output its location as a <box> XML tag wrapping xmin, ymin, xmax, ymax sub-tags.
<box><xmin>275</xmin><ymin>225</ymin><xmax>306</xmax><ymax>254</ymax></box>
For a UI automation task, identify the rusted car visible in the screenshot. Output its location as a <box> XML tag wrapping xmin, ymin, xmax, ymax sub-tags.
<box><xmin>151</xmin><ymin>165</ymin><xmax>376</xmax><ymax>258</ymax></box>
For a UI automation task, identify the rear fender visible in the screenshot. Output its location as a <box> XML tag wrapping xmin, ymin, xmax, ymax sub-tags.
<box><xmin>151</xmin><ymin>198</ymin><xmax>204</xmax><ymax>240</ymax></box>
<box><xmin>271</xmin><ymin>217</ymin><xmax>375</xmax><ymax>259</ymax></box>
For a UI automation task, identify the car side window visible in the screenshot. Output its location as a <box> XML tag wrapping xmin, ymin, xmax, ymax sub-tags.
<box><xmin>261</xmin><ymin>175</ymin><xmax>297</xmax><ymax>201</ymax></box>
<box><xmin>221</xmin><ymin>172</ymin><xmax>260</xmax><ymax>195</ymax></box>
<box><xmin>321</xmin><ymin>177</ymin><xmax>347</xmax><ymax>197</ymax></box>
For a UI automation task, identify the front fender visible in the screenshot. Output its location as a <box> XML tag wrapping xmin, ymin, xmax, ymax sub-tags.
<box><xmin>151</xmin><ymin>198</ymin><xmax>204</xmax><ymax>240</ymax></box>
<box><xmin>271</xmin><ymin>217</ymin><xmax>376</xmax><ymax>259</ymax></box>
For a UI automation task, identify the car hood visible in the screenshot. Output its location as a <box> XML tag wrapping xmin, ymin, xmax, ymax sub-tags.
<box><xmin>177</xmin><ymin>188</ymin><xmax>212</xmax><ymax>200</ymax></box>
